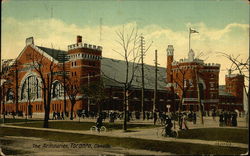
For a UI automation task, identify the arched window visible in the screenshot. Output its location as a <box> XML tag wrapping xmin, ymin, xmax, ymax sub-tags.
<box><xmin>21</xmin><ymin>75</ymin><xmax>41</xmax><ymax>100</ymax></box>
<box><xmin>52</xmin><ymin>81</ymin><xmax>64</xmax><ymax>98</ymax></box>
<box><xmin>6</xmin><ymin>89</ymin><xmax>14</xmax><ymax>101</ymax></box>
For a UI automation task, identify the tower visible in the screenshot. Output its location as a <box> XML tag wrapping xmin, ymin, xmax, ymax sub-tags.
<box><xmin>68</xmin><ymin>35</ymin><xmax>102</xmax><ymax>83</ymax></box>
<box><xmin>188</xmin><ymin>49</ymin><xmax>195</xmax><ymax>62</ymax></box>
<box><xmin>67</xmin><ymin>36</ymin><xmax>102</xmax><ymax>111</ymax></box>
<box><xmin>166</xmin><ymin>45</ymin><xmax>174</xmax><ymax>84</ymax></box>
<box><xmin>225</xmin><ymin>73</ymin><xmax>244</xmax><ymax>109</ymax></box>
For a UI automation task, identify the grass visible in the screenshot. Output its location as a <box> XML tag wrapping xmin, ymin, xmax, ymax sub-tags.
<box><xmin>1</xmin><ymin>118</ymin><xmax>43</xmax><ymax>123</ymax></box>
<box><xmin>0</xmin><ymin>137</ymin><xmax>33</xmax><ymax>155</ymax></box>
<box><xmin>1</xmin><ymin>147</ymin><xmax>32</xmax><ymax>155</ymax></box>
<box><xmin>0</xmin><ymin>127</ymin><xmax>248</xmax><ymax>155</ymax></box>
<box><xmin>178</xmin><ymin>128</ymin><xmax>249</xmax><ymax>144</ymax></box>
<box><xmin>11</xmin><ymin>121</ymin><xmax>157</xmax><ymax>131</ymax></box>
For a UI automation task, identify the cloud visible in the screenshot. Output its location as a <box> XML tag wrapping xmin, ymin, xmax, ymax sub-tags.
<box><xmin>1</xmin><ymin>17</ymin><xmax>249</xmax><ymax>86</ymax></box>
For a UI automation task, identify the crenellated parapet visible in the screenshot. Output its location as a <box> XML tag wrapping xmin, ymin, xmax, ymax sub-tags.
<box><xmin>68</xmin><ymin>42</ymin><xmax>103</xmax><ymax>51</ymax></box>
<box><xmin>204</xmin><ymin>63</ymin><xmax>220</xmax><ymax>67</ymax></box>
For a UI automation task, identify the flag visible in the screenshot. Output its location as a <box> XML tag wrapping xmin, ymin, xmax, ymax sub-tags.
<box><xmin>190</xmin><ymin>28</ymin><xmax>199</xmax><ymax>34</ymax></box>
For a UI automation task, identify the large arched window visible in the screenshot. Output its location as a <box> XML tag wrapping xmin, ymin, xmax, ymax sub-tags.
<box><xmin>6</xmin><ymin>89</ymin><xmax>14</xmax><ymax>101</ymax></box>
<box><xmin>52</xmin><ymin>81</ymin><xmax>64</xmax><ymax>98</ymax></box>
<box><xmin>21</xmin><ymin>75</ymin><xmax>41</xmax><ymax>100</ymax></box>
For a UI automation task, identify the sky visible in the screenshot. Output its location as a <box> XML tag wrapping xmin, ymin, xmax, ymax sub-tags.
<box><xmin>1</xmin><ymin>0</ymin><xmax>249</xmax><ymax>87</ymax></box>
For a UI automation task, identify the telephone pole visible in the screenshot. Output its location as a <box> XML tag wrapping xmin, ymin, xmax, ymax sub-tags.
<box><xmin>62</xmin><ymin>54</ymin><xmax>67</xmax><ymax>116</ymax></box>
<box><xmin>87</xmin><ymin>74</ymin><xmax>90</xmax><ymax>112</ymax></box>
<box><xmin>153</xmin><ymin>50</ymin><xmax>158</xmax><ymax>125</ymax></box>
<box><xmin>140</xmin><ymin>36</ymin><xmax>145</xmax><ymax>120</ymax></box>
<box><xmin>195</xmin><ymin>67</ymin><xmax>204</xmax><ymax>125</ymax></box>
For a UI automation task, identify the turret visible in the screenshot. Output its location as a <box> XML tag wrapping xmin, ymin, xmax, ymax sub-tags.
<box><xmin>188</xmin><ymin>49</ymin><xmax>195</xmax><ymax>62</ymax></box>
<box><xmin>167</xmin><ymin>45</ymin><xmax>174</xmax><ymax>84</ymax></box>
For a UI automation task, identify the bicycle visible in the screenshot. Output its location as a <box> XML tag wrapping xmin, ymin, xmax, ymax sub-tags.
<box><xmin>90</xmin><ymin>125</ymin><xmax>107</xmax><ymax>133</ymax></box>
<box><xmin>156</xmin><ymin>127</ymin><xmax>178</xmax><ymax>138</ymax></box>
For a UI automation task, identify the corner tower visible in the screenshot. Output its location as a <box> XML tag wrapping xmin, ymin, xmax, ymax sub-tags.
<box><xmin>166</xmin><ymin>45</ymin><xmax>174</xmax><ymax>84</ymax></box>
<box><xmin>67</xmin><ymin>35</ymin><xmax>102</xmax><ymax>84</ymax></box>
<box><xmin>225</xmin><ymin>71</ymin><xmax>244</xmax><ymax>110</ymax></box>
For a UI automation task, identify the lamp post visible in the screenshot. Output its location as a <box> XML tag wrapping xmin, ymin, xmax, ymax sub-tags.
<box><xmin>166</xmin><ymin>105</ymin><xmax>171</xmax><ymax>113</ymax></box>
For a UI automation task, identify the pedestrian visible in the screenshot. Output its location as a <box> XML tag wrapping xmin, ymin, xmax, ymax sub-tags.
<box><xmin>212</xmin><ymin>109</ymin><xmax>216</xmax><ymax>121</ymax></box>
<box><xmin>146</xmin><ymin>112</ymin><xmax>150</xmax><ymax>120</ymax></box>
<box><xmin>61</xmin><ymin>112</ymin><xmax>64</xmax><ymax>120</ymax></box>
<box><xmin>52</xmin><ymin>111</ymin><xmax>56</xmax><ymax>120</ymax></box>
<box><xmin>231</xmin><ymin>111</ymin><xmax>237</xmax><ymax>127</ymax></box>
<box><xmin>182</xmin><ymin>113</ymin><xmax>189</xmax><ymax>130</ymax></box>
<box><xmin>154</xmin><ymin>112</ymin><xmax>158</xmax><ymax>125</ymax></box>
<box><xmin>178</xmin><ymin>112</ymin><xmax>183</xmax><ymax>130</ymax></box>
<box><xmin>219</xmin><ymin>112</ymin><xmax>224</xmax><ymax>127</ymax></box>
<box><xmin>193</xmin><ymin>112</ymin><xmax>196</xmax><ymax>124</ymax></box>
<box><xmin>11</xmin><ymin>111</ymin><xmax>16</xmax><ymax>119</ymax></box>
<box><xmin>224</xmin><ymin>111</ymin><xmax>228</xmax><ymax>126</ymax></box>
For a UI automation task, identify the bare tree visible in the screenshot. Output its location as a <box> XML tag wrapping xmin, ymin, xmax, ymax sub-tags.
<box><xmin>218</xmin><ymin>52</ymin><xmax>249</xmax><ymax>99</ymax></box>
<box><xmin>168</xmin><ymin>63</ymin><xmax>194</xmax><ymax>128</ymax></box>
<box><xmin>64</xmin><ymin>76</ymin><xmax>81</xmax><ymax>120</ymax></box>
<box><xmin>102</xmin><ymin>26</ymin><xmax>141</xmax><ymax>131</ymax></box>
<box><xmin>30</xmin><ymin>47</ymin><xmax>58</xmax><ymax>128</ymax></box>
<box><xmin>82</xmin><ymin>77</ymin><xmax>107</xmax><ymax>113</ymax></box>
<box><xmin>3</xmin><ymin>60</ymin><xmax>22</xmax><ymax>113</ymax></box>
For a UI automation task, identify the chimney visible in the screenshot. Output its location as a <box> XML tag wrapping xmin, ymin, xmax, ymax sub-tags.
<box><xmin>77</xmin><ymin>35</ymin><xmax>82</xmax><ymax>44</ymax></box>
<box><xmin>26</xmin><ymin>37</ymin><xmax>34</xmax><ymax>45</ymax></box>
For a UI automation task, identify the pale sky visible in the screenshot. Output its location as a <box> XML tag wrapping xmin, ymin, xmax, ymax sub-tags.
<box><xmin>1</xmin><ymin>0</ymin><xmax>249</xmax><ymax>86</ymax></box>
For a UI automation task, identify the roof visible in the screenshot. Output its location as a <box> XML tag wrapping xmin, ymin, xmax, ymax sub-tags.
<box><xmin>219</xmin><ymin>85</ymin><xmax>233</xmax><ymax>96</ymax></box>
<box><xmin>101</xmin><ymin>58</ymin><xmax>167</xmax><ymax>90</ymax></box>
<box><xmin>37</xmin><ymin>46</ymin><xmax>68</xmax><ymax>63</ymax></box>
<box><xmin>34</xmin><ymin>45</ymin><xmax>168</xmax><ymax>90</ymax></box>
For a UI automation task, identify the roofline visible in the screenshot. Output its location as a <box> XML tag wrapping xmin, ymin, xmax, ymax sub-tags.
<box><xmin>16</xmin><ymin>44</ymin><xmax>59</xmax><ymax>64</ymax></box>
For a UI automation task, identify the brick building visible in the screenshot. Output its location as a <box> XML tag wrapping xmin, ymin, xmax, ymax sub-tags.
<box><xmin>166</xmin><ymin>45</ymin><xmax>244</xmax><ymax>112</ymax></box>
<box><xmin>1</xmin><ymin>37</ymin><xmax>244</xmax><ymax>116</ymax></box>
<box><xmin>2</xmin><ymin>36</ymin><xmax>175</xmax><ymax>116</ymax></box>
<box><xmin>218</xmin><ymin>72</ymin><xmax>244</xmax><ymax>111</ymax></box>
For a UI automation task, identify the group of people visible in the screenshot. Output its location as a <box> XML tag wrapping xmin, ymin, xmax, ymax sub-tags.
<box><xmin>219</xmin><ymin>111</ymin><xmax>238</xmax><ymax>127</ymax></box>
<box><xmin>52</xmin><ymin>111</ymin><xmax>65</xmax><ymax>120</ymax></box>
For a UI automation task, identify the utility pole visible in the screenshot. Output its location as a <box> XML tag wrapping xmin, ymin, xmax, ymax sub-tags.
<box><xmin>87</xmin><ymin>74</ymin><xmax>90</xmax><ymax>112</ymax></box>
<box><xmin>62</xmin><ymin>54</ymin><xmax>67</xmax><ymax>117</ymax></box>
<box><xmin>58</xmin><ymin>53</ymin><xmax>68</xmax><ymax>117</ymax></box>
<box><xmin>195</xmin><ymin>67</ymin><xmax>204</xmax><ymax>125</ymax></box>
<box><xmin>140</xmin><ymin>36</ymin><xmax>145</xmax><ymax>120</ymax></box>
<box><xmin>153</xmin><ymin>50</ymin><xmax>158</xmax><ymax>125</ymax></box>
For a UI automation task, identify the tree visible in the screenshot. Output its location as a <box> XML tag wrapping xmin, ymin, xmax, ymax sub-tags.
<box><xmin>82</xmin><ymin>77</ymin><xmax>107</xmax><ymax>113</ymax></box>
<box><xmin>3</xmin><ymin>60</ymin><xmax>22</xmax><ymax>113</ymax></box>
<box><xmin>171</xmin><ymin>64</ymin><xmax>192</xmax><ymax>112</ymax></box>
<box><xmin>64</xmin><ymin>75</ymin><xmax>81</xmax><ymax>120</ymax></box>
<box><xmin>102</xmin><ymin>26</ymin><xmax>141</xmax><ymax>131</ymax></box>
<box><xmin>218</xmin><ymin>52</ymin><xmax>249</xmax><ymax>101</ymax></box>
<box><xmin>0</xmin><ymin>60</ymin><xmax>16</xmax><ymax>120</ymax></box>
<box><xmin>30</xmin><ymin>47</ymin><xmax>58</xmax><ymax>128</ymax></box>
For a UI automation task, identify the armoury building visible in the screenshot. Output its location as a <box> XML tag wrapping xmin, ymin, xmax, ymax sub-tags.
<box><xmin>1</xmin><ymin>36</ymin><xmax>244</xmax><ymax>116</ymax></box>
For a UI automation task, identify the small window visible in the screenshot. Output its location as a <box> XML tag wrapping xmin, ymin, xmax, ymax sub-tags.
<box><xmin>75</xmin><ymin>62</ymin><xmax>77</xmax><ymax>66</ymax></box>
<box><xmin>72</xmin><ymin>62</ymin><xmax>74</xmax><ymax>67</ymax></box>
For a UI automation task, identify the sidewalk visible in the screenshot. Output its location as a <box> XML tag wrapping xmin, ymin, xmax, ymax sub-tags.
<box><xmin>1</xmin><ymin>124</ymin><xmax>248</xmax><ymax>149</ymax></box>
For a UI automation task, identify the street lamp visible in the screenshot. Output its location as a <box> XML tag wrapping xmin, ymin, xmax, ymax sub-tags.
<box><xmin>166</xmin><ymin>104</ymin><xmax>171</xmax><ymax>113</ymax></box>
